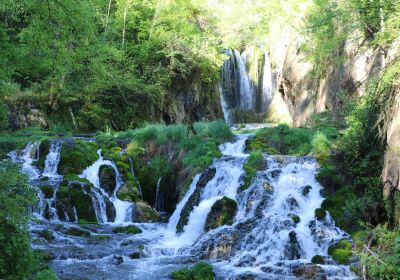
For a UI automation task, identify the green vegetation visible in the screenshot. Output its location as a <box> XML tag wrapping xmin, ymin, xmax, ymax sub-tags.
<box><xmin>204</xmin><ymin>196</ymin><xmax>237</xmax><ymax>231</ymax></box>
<box><xmin>112</xmin><ymin>225</ymin><xmax>142</xmax><ymax>234</ymax></box>
<box><xmin>328</xmin><ymin>240</ymin><xmax>352</xmax><ymax>265</ymax></box>
<box><xmin>311</xmin><ymin>255</ymin><xmax>325</xmax><ymax>264</ymax></box>
<box><xmin>292</xmin><ymin>215</ymin><xmax>300</xmax><ymax>224</ymax></box>
<box><xmin>171</xmin><ymin>261</ymin><xmax>215</xmax><ymax>280</ymax></box>
<box><xmin>242</xmin><ymin>151</ymin><xmax>266</xmax><ymax>190</ymax></box>
<box><xmin>58</xmin><ymin>140</ymin><xmax>99</xmax><ymax>175</ymax></box>
<box><xmin>65</xmin><ymin>227</ymin><xmax>91</xmax><ymax>237</ymax></box>
<box><xmin>0</xmin><ymin>161</ymin><xmax>56</xmax><ymax>279</ymax></box>
<box><xmin>315</xmin><ymin>208</ymin><xmax>326</xmax><ymax>220</ymax></box>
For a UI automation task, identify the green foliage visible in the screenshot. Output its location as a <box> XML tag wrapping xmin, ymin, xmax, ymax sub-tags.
<box><xmin>242</xmin><ymin>151</ymin><xmax>266</xmax><ymax>190</ymax></box>
<box><xmin>33</xmin><ymin>269</ymin><xmax>58</xmax><ymax>280</ymax></box>
<box><xmin>328</xmin><ymin>240</ymin><xmax>352</xmax><ymax>264</ymax></box>
<box><xmin>58</xmin><ymin>140</ymin><xmax>99</xmax><ymax>175</ymax></box>
<box><xmin>315</xmin><ymin>208</ymin><xmax>326</xmax><ymax>220</ymax></box>
<box><xmin>0</xmin><ymin>161</ymin><xmax>55</xmax><ymax>279</ymax></box>
<box><xmin>171</xmin><ymin>261</ymin><xmax>215</xmax><ymax>280</ymax></box>
<box><xmin>311</xmin><ymin>132</ymin><xmax>331</xmax><ymax>163</ymax></box>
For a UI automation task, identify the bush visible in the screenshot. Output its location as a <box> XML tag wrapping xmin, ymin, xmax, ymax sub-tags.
<box><xmin>311</xmin><ymin>131</ymin><xmax>331</xmax><ymax>163</ymax></box>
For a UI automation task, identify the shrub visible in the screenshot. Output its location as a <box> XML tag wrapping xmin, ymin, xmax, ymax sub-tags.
<box><xmin>312</xmin><ymin>131</ymin><xmax>331</xmax><ymax>163</ymax></box>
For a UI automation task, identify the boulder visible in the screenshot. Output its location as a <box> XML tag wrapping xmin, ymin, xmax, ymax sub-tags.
<box><xmin>132</xmin><ymin>201</ymin><xmax>160</xmax><ymax>222</ymax></box>
<box><xmin>205</xmin><ymin>196</ymin><xmax>237</xmax><ymax>231</ymax></box>
<box><xmin>99</xmin><ymin>165</ymin><xmax>117</xmax><ymax>196</ymax></box>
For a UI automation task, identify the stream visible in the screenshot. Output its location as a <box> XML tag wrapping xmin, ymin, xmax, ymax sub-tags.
<box><xmin>11</xmin><ymin>134</ymin><xmax>357</xmax><ymax>279</ymax></box>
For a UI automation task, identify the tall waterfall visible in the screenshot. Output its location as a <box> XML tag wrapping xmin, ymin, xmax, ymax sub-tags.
<box><xmin>220</xmin><ymin>47</ymin><xmax>274</xmax><ymax>124</ymax></box>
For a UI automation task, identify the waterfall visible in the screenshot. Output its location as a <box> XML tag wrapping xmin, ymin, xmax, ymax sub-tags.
<box><xmin>18</xmin><ymin>142</ymin><xmax>41</xmax><ymax>180</ymax></box>
<box><xmin>220</xmin><ymin>47</ymin><xmax>274</xmax><ymax>124</ymax></box>
<box><xmin>155</xmin><ymin>177</ymin><xmax>164</xmax><ymax>212</ymax></box>
<box><xmin>43</xmin><ymin>140</ymin><xmax>62</xmax><ymax>177</ymax></box>
<box><xmin>80</xmin><ymin>150</ymin><xmax>132</xmax><ymax>224</ymax></box>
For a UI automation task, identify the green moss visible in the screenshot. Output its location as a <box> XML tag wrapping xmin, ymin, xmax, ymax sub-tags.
<box><xmin>138</xmin><ymin>244</ymin><xmax>144</xmax><ymax>250</ymax></box>
<box><xmin>90</xmin><ymin>235</ymin><xmax>111</xmax><ymax>241</ymax></box>
<box><xmin>205</xmin><ymin>196</ymin><xmax>237</xmax><ymax>231</ymax></box>
<box><xmin>315</xmin><ymin>208</ymin><xmax>326</xmax><ymax>220</ymax></box>
<box><xmin>64</xmin><ymin>174</ymin><xmax>89</xmax><ymax>183</ymax></box>
<box><xmin>78</xmin><ymin>219</ymin><xmax>98</xmax><ymax>225</ymax></box>
<box><xmin>171</xmin><ymin>261</ymin><xmax>215</xmax><ymax>280</ymax></box>
<box><xmin>112</xmin><ymin>225</ymin><xmax>142</xmax><ymax>234</ymax></box>
<box><xmin>39</xmin><ymin>185</ymin><xmax>54</xmax><ymax>199</ymax></box>
<box><xmin>65</xmin><ymin>227</ymin><xmax>91</xmax><ymax>237</ymax></box>
<box><xmin>34</xmin><ymin>139</ymin><xmax>51</xmax><ymax>169</ymax></box>
<box><xmin>242</xmin><ymin>150</ymin><xmax>266</xmax><ymax>190</ymax></box>
<box><xmin>69</xmin><ymin>183</ymin><xmax>97</xmax><ymax>223</ymax></box>
<box><xmin>38</xmin><ymin>230</ymin><xmax>54</xmax><ymax>241</ymax></box>
<box><xmin>311</xmin><ymin>255</ymin><xmax>325</xmax><ymax>264</ymax></box>
<box><xmin>292</xmin><ymin>215</ymin><xmax>300</xmax><ymax>224</ymax></box>
<box><xmin>58</xmin><ymin>140</ymin><xmax>99</xmax><ymax>175</ymax></box>
<box><xmin>328</xmin><ymin>240</ymin><xmax>352</xmax><ymax>264</ymax></box>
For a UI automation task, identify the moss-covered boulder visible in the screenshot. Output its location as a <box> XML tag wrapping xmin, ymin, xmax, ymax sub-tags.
<box><xmin>58</xmin><ymin>139</ymin><xmax>99</xmax><ymax>175</ymax></box>
<box><xmin>242</xmin><ymin>151</ymin><xmax>266</xmax><ymax>190</ymax></box>
<box><xmin>99</xmin><ymin>165</ymin><xmax>116</xmax><ymax>196</ymax></box>
<box><xmin>315</xmin><ymin>208</ymin><xmax>326</xmax><ymax>220</ymax></box>
<box><xmin>55</xmin><ymin>181</ymin><xmax>97</xmax><ymax>223</ymax></box>
<box><xmin>132</xmin><ymin>202</ymin><xmax>160</xmax><ymax>222</ymax></box>
<box><xmin>39</xmin><ymin>185</ymin><xmax>54</xmax><ymax>199</ymax></box>
<box><xmin>34</xmin><ymin>138</ymin><xmax>51</xmax><ymax>169</ymax></box>
<box><xmin>65</xmin><ymin>226</ymin><xmax>91</xmax><ymax>237</ymax></box>
<box><xmin>38</xmin><ymin>229</ymin><xmax>54</xmax><ymax>241</ymax></box>
<box><xmin>112</xmin><ymin>225</ymin><xmax>142</xmax><ymax>234</ymax></box>
<box><xmin>205</xmin><ymin>197</ymin><xmax>237</xmax><ymax>231</ymax></box>
<box><xmin>328</xmin><ymin>240</ymin><xmax>352</xmax><ymax>264</ymax></box>
<box><xmin>177</xmin><ymin>167</ymin><xmax>216</xmax><ymax>233</ymax></box>
<box><xmin>311</xmin><ymin>255</ymin><xmax>325</xmax><ymax>264</ymax></box>
<box><xmin>292</xmin><ymin>215</ymin><xmax>300</xmax><ymax>224</ymax></box>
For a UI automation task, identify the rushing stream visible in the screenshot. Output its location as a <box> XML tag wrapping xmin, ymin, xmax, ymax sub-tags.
<box><xmin>11</xmin><ymin>136</ymin><xmax>356</xmax><ymax>279</ymax></box>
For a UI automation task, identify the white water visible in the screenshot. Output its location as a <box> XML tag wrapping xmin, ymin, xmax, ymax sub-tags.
<box><xmin>155</xmin><ymin>177</ymin><xmax>164</xmax><ymax>212</ymax></box>
<box><xmin>261</xmin><ymin>51</ymin><xmax>273</xmax><ymax>110</ymax></box>
<box><xmin>43</xmin><ymin>140</ymin><xmax>62</xmax><ymax>177</ymax></box>
<box><xmin>235</xmin><ymin>50</ymin><xmax>254</xmax><ymax>111</ymax></box>
<box><xmin>80</xmin><ymin>150</ymin><xmax>132</xmax><ymax>224</ymax></box>
<box><xmin>18</xmin><ymin>142</ymin><xmax>41</xmax><ymax>180</ymax></box>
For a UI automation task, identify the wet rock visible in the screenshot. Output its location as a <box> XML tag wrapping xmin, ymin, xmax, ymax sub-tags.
<box><xmin>128</xmin><ymin>251</ymin><xmax>142</xmax><ymax>259</ymax></box>
<box><xmin>286</xmin><ymin>197</ymin><xmax>299</xmax><ymax>210</ymax></box>
<box><xmin>284</xmin><ymin>231</ymin><xmax>302</xmax><ymax>260</ymax></box>
<box><xmin>99</xmin><ymin>165</ymin><xmax>117</xmax><ymax>196</ymax></box>
<box><xmin>270</xmin><ymin>169</ymin><xmax>281</xmax><ymax>178</ymax></box>
<box><xmin>301</xmin><ymin>185</ymin><xmax>312</xmax><ymax>196</ymax></box>
<box><xmin>112</xmin><ymin>255</ymin><xmax>124</xmax><ymax>265</ymax></box>
<box><xmin>205</xmin><ymin>196</ymin><xmax>237</xmax><ymax>231</ymax></box>
<box><xmin>291</xmin><ymin>215</ymin><xmax>300</xmax><ymax>224</ymax></box>
<box><xmin>177</xmin><ymin>167</ymin><xmax>217</xmax><ymax>233</ymax></box>
<box><xmin>120</xmin><ymin>240</ymin><xmax>134</xmax><ymax>247</ymax></box>
<box><xmin>105</xmin><ymin>196</ymin><xmax>116</xmax><ymax>222</ymax></box>
<box><xmin>112</xmin><ymin>225</ymin><xmax>142</xmax><ymax>234</ymax></box>
<box><xmin>292</xmin><ymin>264</ymin><xmax>326</xmax><ymax>279</ymax></box>
<box><xmin>132</xmin><ymin>201</ymin><xmax>160</xmax><ymax>222</ymax></box>
<box><xmin>55</xmin><ymin>181</ymin><xmax>97</xmax><ymax>223</ymax></box>
<box><xmin>311</xmin><ymin>255</ymin><xmax>325</xmax><ymax>264</ymax></box>
<box><xmin>65</xmin><ymin>226</ymin><xmax>91</xmax><ymax>237</ymax></box>
<box><xmin>263</xmin><ymin>181</ymin><xmax>273</xmax><ymax>192</ymax></box>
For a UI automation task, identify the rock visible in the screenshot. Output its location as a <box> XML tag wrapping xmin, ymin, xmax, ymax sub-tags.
<box><xmin>291</xmin><ymin>215</ymin><xmax>300</xmax><ymax>224</ymax></box>
<box><xmin>177</xmin><ymin>167</ymin><xmax>217</xmax><ymax>233</ymax></box>
<box><xmin>120</xmin><ymin>240</ymin><xmax>134</xmax><ymax>247</ymax></box>
<box><xmin>205</xmin><ymin>196</ymin><xmax>237</xmax><ymax>231</ymax></box>
<box><xmin>132</xmin><ymin>202</ymin><xmax>160</xmax><ymax>222</ymax></box>
<box><xmin>286</xmin><ymin>197</ymin><xmax>299</xmax><ymax>210</ymax></box>
<box><xmin>301</xmin><ymin>185</ymin><xmax>312</xmax><ymax>196</ymax></box>
<box><xmin>311</xmin><ymin>255</ymin><xmax>325</xmax><ymax>264</ymax></box>
<box><xmin>112</xmin><ymin>255</ymin><xmax>124</xmax><ymax>265</ymax></box>
<box><xmin>328</xmin><ymin>240</ymin><xmax>352</xmax><ymax>264</ymax></box>
<box><xmin>292</xmin><ymin>264</ymin><xmax>326</xmax><ymax>279</ymax></box>
<box><xmin>112</xmin><ymin>225</ymin><xmax>142</xmax><ymax>234</ymax></box>
<box><xmin>105</xmin><ymin>196</ymin><xmax>116</xmax><ymax>222</ymax></box>
<box><xmin>284</xmin><ymin>231</ymin><xmax>302</xmax><ymax>260</ymax></box>
<box><xmin>128</xmin><ymin>251</ymin><xmax>141</xmax><ymax>259</ymax></box>
<box><xmin>315</xmin><ymin>208</ymin><xmax>326</xmax><ymax>220</ymax></box>
<box><xmin>65</xmin><ymin>226</ymin><xmax>91</xmax><ymax>237</ymax></box>
<box><xmin>263</xmin><ymin>182</ymin><xmax>273</xmax><ymax>192</ymax></box>
<box><xmin>38</xmin><ymin>229</ymin><xmax>54</xmax><ymax>241</ymax></box>
<box><xmin>55</xmin><ymin>181</ymin><xmax>97</xmax><ymax>223</ymax></box>
<box><xmin>270</xmin><ymin>169</ymin><xmax>281</xmax><ymax>178</ymax></box>
<box><xmin>39</xmin><ymin>185</ymin><xmax>54</xmax><ymax>199</ymax></box>
<box><xmin>99</xmin><ymin>165</ymin><xmax>117</xmax><ymax>196</ymax></box>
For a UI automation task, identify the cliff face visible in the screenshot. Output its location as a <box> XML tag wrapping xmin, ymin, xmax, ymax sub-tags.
<box><xmin>267</xmin><ymin>24</ymin><xmax>382</xmax><ymax>127</ymax></box>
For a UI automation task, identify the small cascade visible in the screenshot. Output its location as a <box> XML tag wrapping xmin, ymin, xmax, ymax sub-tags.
<box><xmin>18</xmin><ymin>141</ymin><xmax>41</xmax><ymax>180</ymax></box>
<box><xmin>128</xmin><ymin>158</ymin><xmax>143</xmax><ymax>199</ymax></box>
<box><xmin>43</xmin><ymin>140</ymin><xmax>62</xmax><ymax>177</ymax></box>
<box><xmin>80</xmin><ymin>150</ymin><xmax>132</xmax><ymax>224</ymax></box>
<box><xmin>163</xmin><ymin>134</ymin><xmax>249</xmax><ymax>249</ymax></box>
<box><xmin>155</xmin><ymin>177</ymin><xmax>164</xmax><ymax>212</ymax></box>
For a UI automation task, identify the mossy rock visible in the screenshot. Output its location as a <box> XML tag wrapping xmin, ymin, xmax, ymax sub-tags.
<box><xmin>242</xmin><ymin>151</ymin><xmax>266</xmax><ymax>190</ymax></box>
<box><xmin>65</xmin><ymin>226</ymin><xmax>91</xmax><ymax>237</ymax></box>
<box><xmin>78</xmin><ymin>219</ymin><xmax>98</xmax><ymax>225</ymax></box>
<box><xmin>132</xmin><ymin>202</ymin><xmax>160</xmax><ymax>222</ymax></box>
<box><xmin>38</xmin><ymin>229</ymin><xmax>54</xmax><ymax>241</ymax></box>
<box><xmin>90</xmin><ymin>235</ymin><xmax>111</xmax><ymax>241</ymax></box>
<box><xmin>315</xmin><ymin>208</ymin><xmax>326</xmax><ymax>220</ymax></box>
<box><xmin>311</xmin><ymin>255</ymin><xmax>325</xmax><ymax>264</ymax></box>
<box><xmin>58</xmin><ymin>139</ymin><xmax>99</xmax><ymax>175</ymax></box>
<box><xmin>34</xmin><ymin>138</ymin><xmax>51</xmax><ymax>169</ymax></box>
<box><xmin>55</xmin><ymin>182</ymin><xmax>97</xmax><ymax>223</ymax></box>
<box><xmin>292</xmin><ymin>215</ymin><xmax>300</xmax><ymax>224</ymax></box>
<box><xmin>205</xmin><ymin>196</ymin><xmax>237</xmax><ymax>231</ymax></box>
<box><xmin>171</xmin><ymin>261</ymin><xmax>215</xmax><ymax>280</ymax></box>
<box><xmin>39</xmin><ymin>185</ymin><xmax>54</xmax><ymax>199</ymax></box>
<box><xmin>246</xmin><ymin>136</ymin><xmax>279</xmax><ymax>155</ymax></box>
<box><xmin>328</xmin><ymin>240</ymin><xmax>352</xmax><ymax>264</ymax></box>
<box><xmin>99</xmin><ymin>165</ymin><xmax>117</xmax><ymax>196</ymax></box>
<box><xmin>112</xmin><ymin>225</ymin><xmax>142</xmax><ymax>234</ymax></box>
<box><xmin>64</xmin><ymin>174</ymin><xmax>90</xmax><ymax>183</ymax></box>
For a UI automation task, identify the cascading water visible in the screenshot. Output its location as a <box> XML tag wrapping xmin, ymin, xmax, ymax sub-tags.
<box><xmin>17</xmin><ymin>141</ymin><xmax>41</xmax><ymax>180</ymax></box>
<box><xmin>43</xmin><ymin>140</ymin><xmax>62</xmax><ymax>177</ymax></box>
<box><xmin>220</xmin><ymin>47</ymin><xmax>274</xmax><ymax>124</ymax></box>
<box><xmin>155</xmin><ymin>177</ymin><xmax>164</xmax><ymax>212</ymax></box>
<box><xmin>80</xmin><ymin>150</ymin><xmax>132</xmax><ymax>223</ymax></box>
